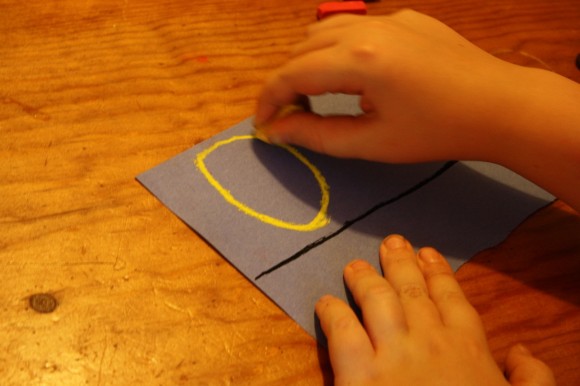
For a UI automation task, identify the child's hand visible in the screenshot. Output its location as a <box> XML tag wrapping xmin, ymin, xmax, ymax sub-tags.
<box><xmin>255</xmin><ymin>10</ymin><xmax>524</xmax><ymax>164</ymax></box>
<box><xmin>316</xmin><ymin>235</ymin><xmax>556</xmax><ymax>386</ymax></box>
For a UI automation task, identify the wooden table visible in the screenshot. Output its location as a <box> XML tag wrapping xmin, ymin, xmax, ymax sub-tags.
<box><xmin>1</xmin><ymin>0</ymin><xmax>578</xmax><ymax>384</ymax></box>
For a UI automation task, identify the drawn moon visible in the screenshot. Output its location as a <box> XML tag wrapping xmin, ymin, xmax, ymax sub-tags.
<box><xmin>195</xmin><ymin>135</ymin><xmax>330</xmax><ymax>231</ymax></box>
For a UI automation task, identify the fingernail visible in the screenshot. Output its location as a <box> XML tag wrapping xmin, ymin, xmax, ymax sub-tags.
<box><xmin>348</xmin><ymin>259</ymin><xmax>370</xmax><ymax>271</ymax></box>
<box><xmin>268</xmin><ymin>133</ymin><xmax>283</xmax><ymax>145</ymax></box>
<box><xmin>316</xmin><ymin>294</ymin><xmax>334</xmax><ymax>310</ymax></box>
<box><xmin>318</xmin><ymin>294</ymin><xmax>333</xmax><ymax>303</ymax></box>
<box><xmin>384</xmin><ymin>235</ymin><xmax>406</xmax><ymax>250</ymax></box>
<box><xmin>514</xmin><ymin>343</ymin><xmax>531</xmax><ymax>355</ymax></box>
<box><xmin>253</xmin><ymin>128</ymin><xmax>272</xmax><ymax>144</ymax></box>
<box><xmin>418</xmin><ymin>248</ymin><xmax>440</xmax><ymax>264</ymax></box>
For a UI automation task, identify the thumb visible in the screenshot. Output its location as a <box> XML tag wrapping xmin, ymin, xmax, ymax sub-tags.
<box><xmin>505</xmin><ymin>344</ymin><xmax>556</xmax><ymax>386</ymax></box>
<box><xmin>261</xmin><ymin>112</ymin><xmax>376</xmax><ymax>159</ymax></box>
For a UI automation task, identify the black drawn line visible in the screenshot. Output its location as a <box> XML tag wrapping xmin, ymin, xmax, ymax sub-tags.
<box><xmin>255</xmin><ymin>161</ymin><xmax>458</xmax><ymax>280</ymax></box>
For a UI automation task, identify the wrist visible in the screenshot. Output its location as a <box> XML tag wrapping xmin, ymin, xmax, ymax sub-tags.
<box><xmin>482</xmin><ymin>66</ymin><xmax>580</xmax><ymax>209</ymax></box>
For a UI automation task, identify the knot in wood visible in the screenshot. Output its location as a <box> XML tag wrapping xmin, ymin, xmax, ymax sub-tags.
<box><xmin>29</xmin><ymin>293</ymin><xmax>58</xmax><ymax>313</ymax></box>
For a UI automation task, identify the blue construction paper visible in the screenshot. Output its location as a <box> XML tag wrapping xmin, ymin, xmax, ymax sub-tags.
<box><xmin>137</xmin><ymin>94</ymin><xmax>553</xmax><ymax>340</ymax></box>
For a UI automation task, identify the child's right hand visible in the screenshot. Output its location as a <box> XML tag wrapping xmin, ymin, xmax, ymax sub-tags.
<box><xmin>255</xmin><ymin>10</ymin><xmax>529</xmax><ymax>164</ymax></box>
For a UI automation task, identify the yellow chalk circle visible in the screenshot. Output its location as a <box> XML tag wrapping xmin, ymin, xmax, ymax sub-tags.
<box><xmin>195</xmin><ymin>135</ymin><xmax>330</xmax><ymax>231</ymax></box>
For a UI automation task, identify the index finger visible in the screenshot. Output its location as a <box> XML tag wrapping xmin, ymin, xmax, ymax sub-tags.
<box><xmin>255</xmin><ymin>48</ymin><xmax>364</xmax><ymax>125</ymax></box>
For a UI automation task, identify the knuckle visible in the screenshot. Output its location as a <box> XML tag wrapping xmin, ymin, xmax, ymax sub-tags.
<box><xmin>330</xmin><ymin>313</ymin><xmax>358</xmax><ymax>333</ymax></box>
<box><xmin>440</xmin><ymin>289</ymin><xmax>466</xmax><ymax>303</ymax></box>
<box><xmin>460</xmin><ymin>336</ymin><xmax>489</xmax><ymax>360</ymax></box>
<box><xmin>349</xmin><ymin>42</ymin><xmax>380</xmax><ymax>61</ymax></box>
<box><xmin>361</xmin><ymin>282</ymin><xmax>392</xmax><ymax>302</ymax></box>
<box><xmin>364</xmin><ymin>20</ymin><xmax>388</xmax><ymax>33</ymax></box>
<box><xmin>393</xmin><ymin>8</ymin><xmax>415</xmax><ymax>18</ymax></box>
<box><xmin>423</xmin><ymin>266</ymin><xmax>454</xmax><ymax>281</ymax></box>
<box><xmin>398</xmin><ymin>283</ymin><xmax>427</xmax><ymax>299</ymax></box>
<box><xmin>425</xmin><ymin>333</ymin><xmax>488</xmax><ymax>361</ymax></box>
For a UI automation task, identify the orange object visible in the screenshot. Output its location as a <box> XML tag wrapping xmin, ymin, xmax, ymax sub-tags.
<box><xmin>316</xmin><ymin>1</ymin><xmax>367</xmax><ymax>20</ymax></box>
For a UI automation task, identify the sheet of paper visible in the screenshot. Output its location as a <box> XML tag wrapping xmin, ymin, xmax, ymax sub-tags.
<box><xmin>137</xmin><ymin>94</ymin><xmax>553</xmax><ymax>340</ymax></box>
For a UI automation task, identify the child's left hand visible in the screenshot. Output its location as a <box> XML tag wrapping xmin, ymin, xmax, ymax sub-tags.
<box><xmin>316</xmin><ymin>234</ymin><xmax>556</xmax><ymax>386</ymax></box>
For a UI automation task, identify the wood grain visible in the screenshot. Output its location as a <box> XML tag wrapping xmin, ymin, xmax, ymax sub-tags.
<box><xmin>1</xmin><ymin>0</ymin><xmax>578</xmax><ymax>384</ymax></box>
<box><xmin>457</xmin><ymin>201</ymin><xmax>580</xmax><ymax>385</ymax></box>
